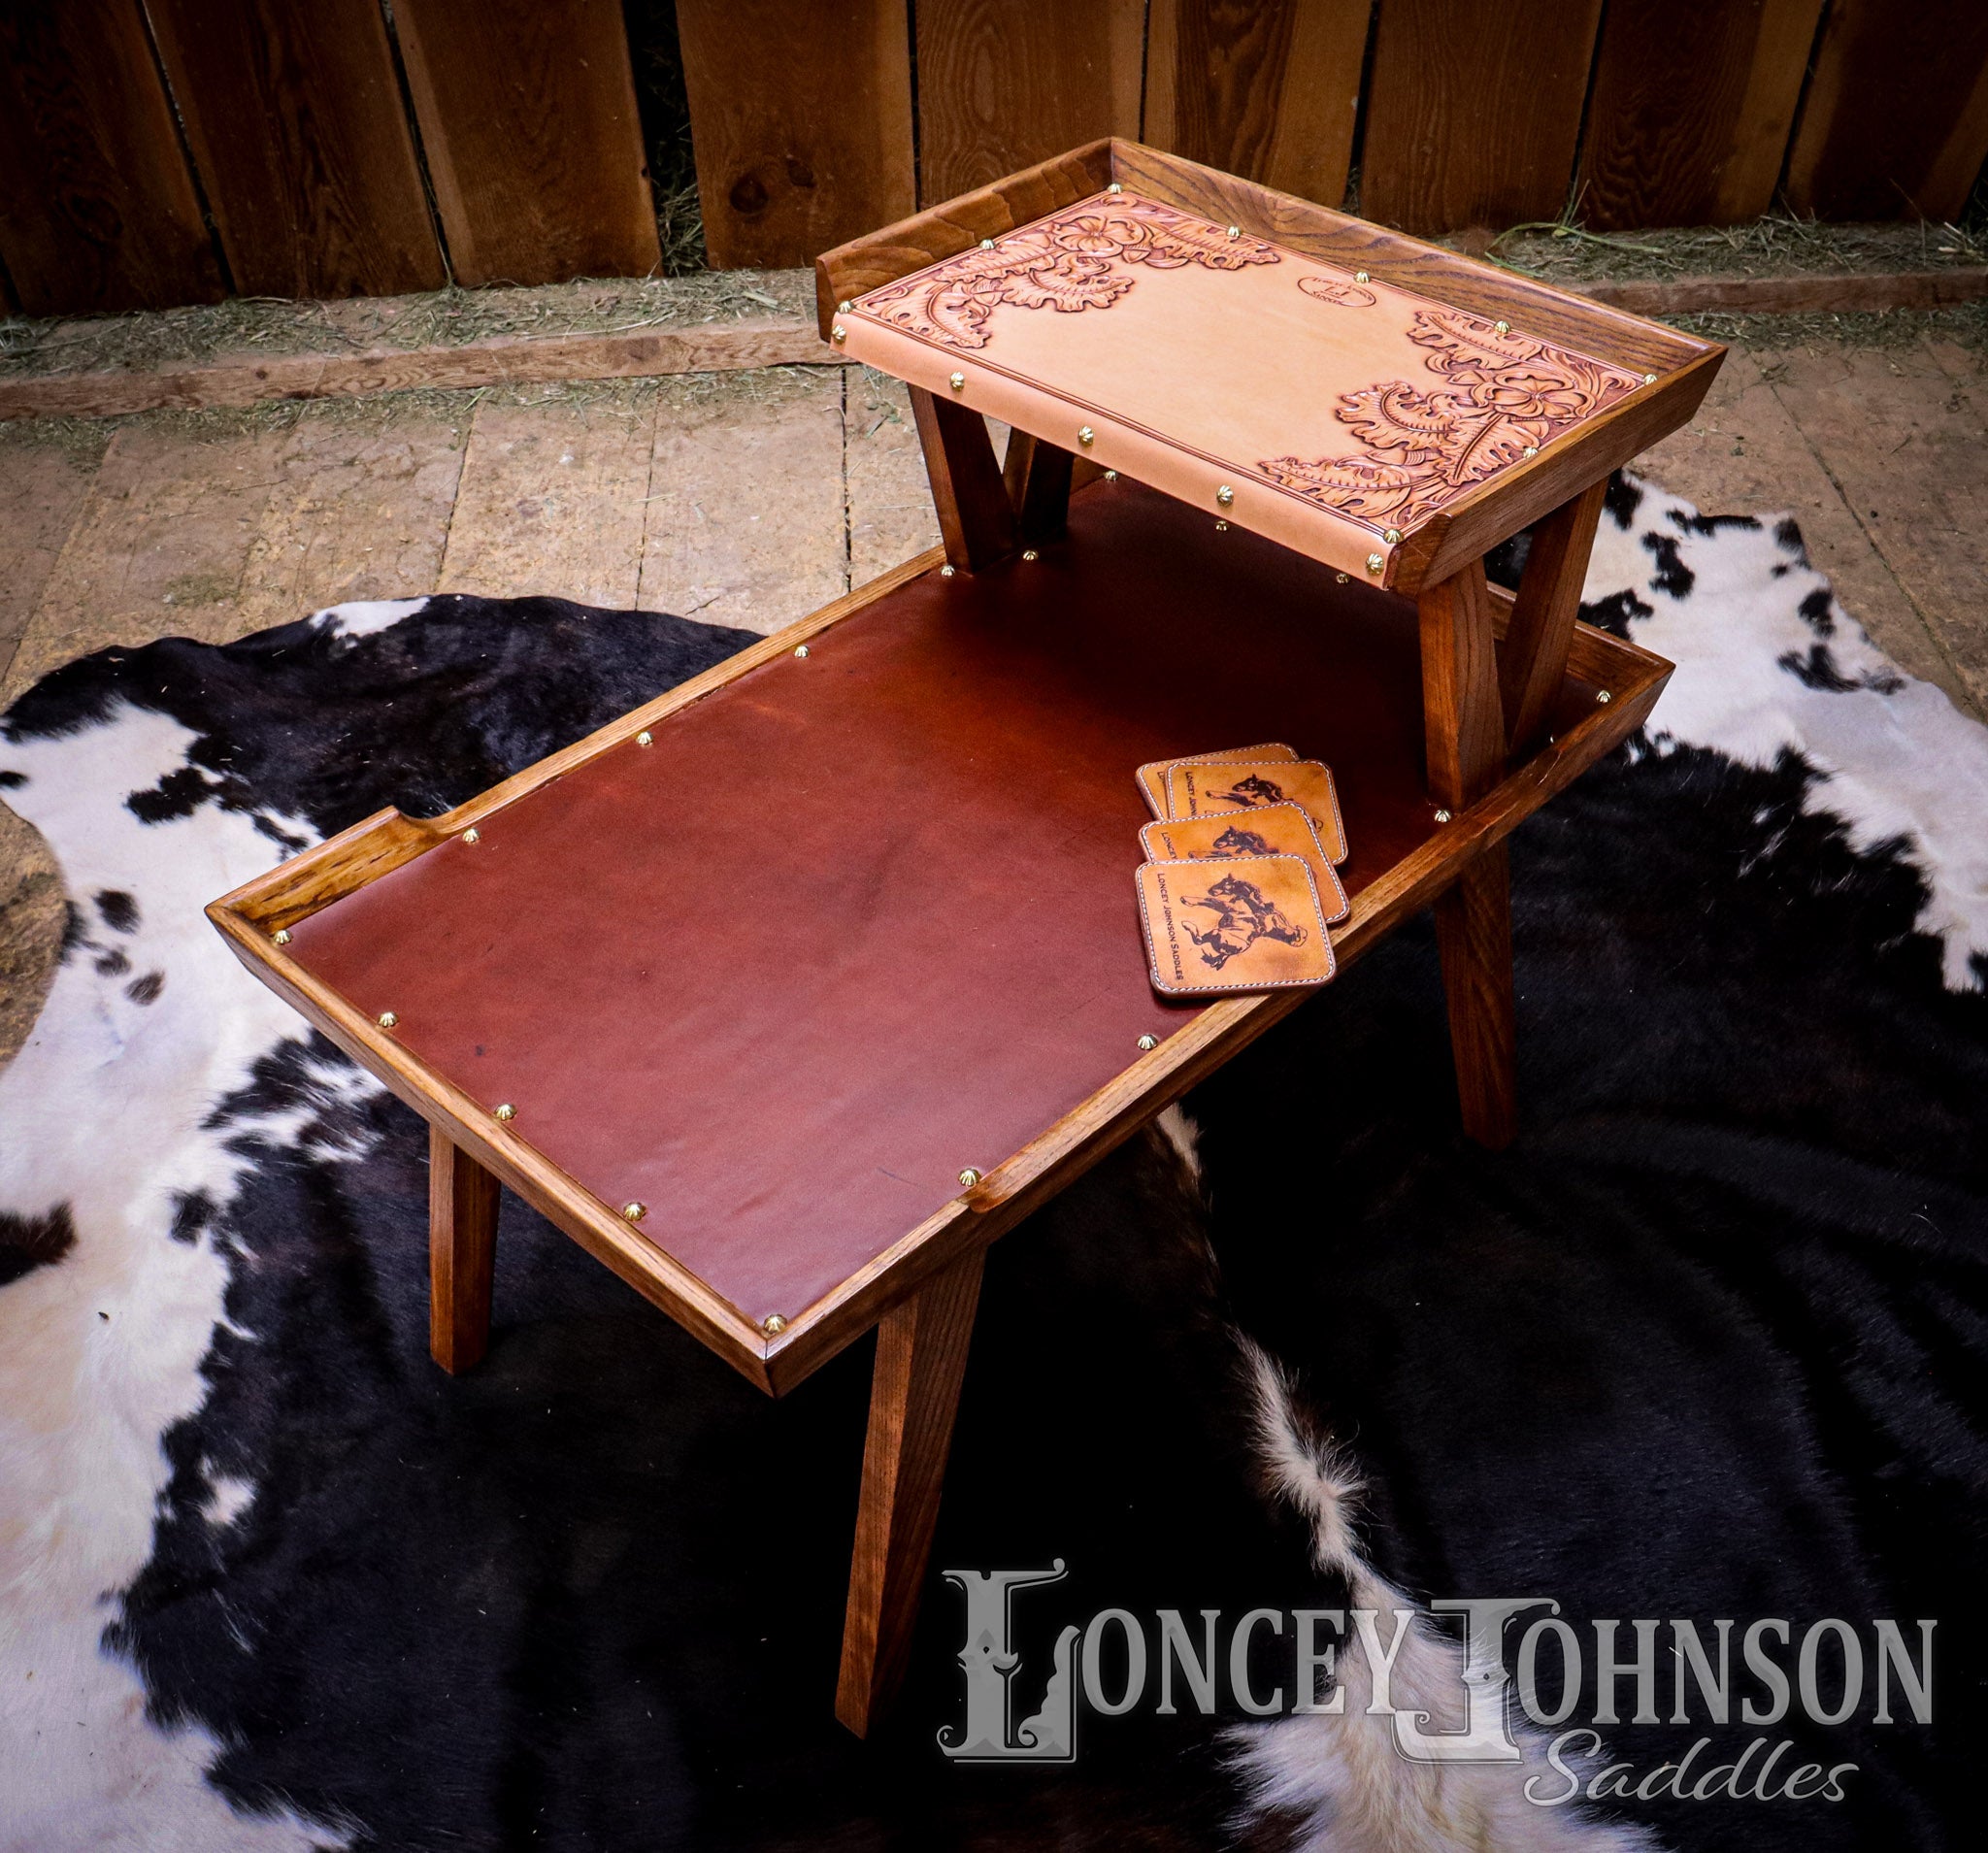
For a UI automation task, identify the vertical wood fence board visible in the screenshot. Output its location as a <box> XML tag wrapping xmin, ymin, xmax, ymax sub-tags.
<box><xmin>1578</xmin><ymin>0</ymin><xmax>1826</xmax><ymax>229</ymax></box>
<box><xmin>677</xmin><ymin>0</ymin><xmax>915</xmax><ymax>270</ymax></box>
<box><xmin>0</xmin><ymin>0</ymin><xmax>224</xmax><ymax>314</ymax></box>
<box><xmin>1784</xmin><ymin>0</ymin><xmax>1988</xmax><ymax>222</ymax></box>
<box><xmin>392</xmin><ymin>0</ymin><xmax>661</xmax><ymax>286</ymax></box>
<box><xmin>1361</xmin><ymin>0</ymin><xmax>1607</xmax><ymax>235</ymax></box>
<box><xmin>914</xmin><ymin>0</ymin><xmax>1145</xmax><ymax>206</ymax></box>
<box><xmin>145</xmin><ymin>0</ymin><xmax>445</xmax><ymax>298</ymax></box>
<box><xmin>1144</xmin><ymin>0</ymin><xmax>1373</xmax><ymax>207</ymax></box>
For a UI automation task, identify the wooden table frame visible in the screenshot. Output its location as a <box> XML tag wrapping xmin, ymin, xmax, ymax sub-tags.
<box><xmin>210</xmin><ymin>142</ymin><xmax>1711</xmax><ymax>1738</ymax></box>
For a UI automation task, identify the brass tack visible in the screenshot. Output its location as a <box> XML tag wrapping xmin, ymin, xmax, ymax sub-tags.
<box><xmin>271</xmin><ymin>928</ymin><xmax>290</xmax><ymax>945</ymax></box>
<box><xmin>1077</xmin><ymin>425</ymin><xmax>1095</xmax><ymax>447</ymax></box>
<box><xmin>793</xmin><ymin>644</ymin><xmax>810</xmax><ymax>657</ymax></box>
<box><xmin>1137</xmin><ymin>1034</ymin><xmax>1158</xmax><ymax>1051</ymax></box>
<box><xmin>1365</xmin><ymin>552</ymin><xmax>1384</xmax><ymax>575</ymax></box>
<box><xmin>1354</xmin><ymin>270</ymin><xmax>1370</xmax><ymax>283</ymax></box>
<box><xmin>621</xmin><ymin>1201</ymin><xmax>646</xmax><ymax>1223</ymax></box>
<box><xmin>1216</xmin><ymin>484</ymin><xmax>1235</xmax><ymax>507</ymax></box>
<box><xmin>1523</xmin><ymin>445</ymin><xmax>1539</xmax><ymax>458</ymax></box>
<box><xmin>1597</xmin><ymin>689</ymin><xmax>1612</xmax><ymax>704</ymax></box>
<box><xmin>1108</xmin><ymin>182</ymin><xmax>1123</xmax><ymax>194</ymax></box>
<box><xmin>1643</xmin><ymin>372</ymin><xmax>1658</xmax><ymax>384</ymax></box>
<box><xmin>838</xmin><ymin>299</ymin><xmax>851</xmax><ymax>313</ymax></box>
<box><xmin>1214</xmin><ymin>519</ymin><xmax>1229</xmax><ymax>532</ymax></box>
<box><xmin>1104</xmin><ymin>469</ymin><xmax>1118</xmax><ymax>481</ymax></box>
<box><xmin>1335</xmin><ymin>571</ymin><xmax>1348</xmax><ymax>583</ymax></box>
<box><xmin>462</xmin><ymin>827</ymin><xmax>480</xmax><ymax>844</ymax></box>
<box><xmin>948</xmin><ymin>371</ymin><xmax>965</xmax><ymax>391</ymax></box>
<box><xmin>762</xmin><ymin>1313</ymin><xmax>787</xmax><ymax>1335</ymax></box>
<box><xmin>1382</xmin><ymin>526</ymin><xmax>1402</xmax><ymax>545</ymax></box>
<box><xmin>958</xmin><ymin>1167</ymin><xmax>982</xmax><ymax>1188</ymax></box>
<box><xmin>980</xmin><ymin>239</ymin><xmax>996</xmax><ymax>249</ymax></box>
<box><xmin>1435</xmin><ymin>810</ymin><xmax>1452</xmax><ymax>823</ymax></box>
<box><xmin>494</xmin><ymin>1104</ymin><xmax>515</xmax><ymax>1122</ymax></box>
<box><xmin>830</xmin><ymin>324</ymin><xmax>845</xmax><ymax>344</ymax></box>
<box><xmin>1226</xmin><ymin>225</ymin><xmax>1242</xmax><ymax>239</ymax></box>
<box><xmin>940</xmin><ymin>564</ymin><xmax>956</xmax><ymax>578</ymax></box>
<box><xmin>636</xmin><ymin>729</ymin><xmax>653</xmax><ymax>746</ymax></box>
<box><xmin>1021</xmin><ymin>547</ymin><xmax>1039</xmax><ymax>561</ymax></box>
<box><xmin>1494</xmin><ymin>319</ymin><xmax>1511</xmax><ymax>335</ymax></box>
<box><xmin>378</xmin><ymin>1011</ymin><xmax>398</xmax><ymax>1029</ymax></box>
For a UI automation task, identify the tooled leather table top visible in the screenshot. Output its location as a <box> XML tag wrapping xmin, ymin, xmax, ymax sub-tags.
<box><xmin>282</xmin><ymin>480</ymin><xmax>1591</xmax><ymax>1332</ymax></box>
<box><xmin>838</xmin><ymin>190</ymin><xmax>1646</xmax><ymax>581</ymax></box>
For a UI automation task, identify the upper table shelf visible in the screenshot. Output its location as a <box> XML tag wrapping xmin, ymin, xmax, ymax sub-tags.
<box><xmin>821</xmin><ymin>139</ymin><xmax>1723</xmax><ymax>596</ymax></box>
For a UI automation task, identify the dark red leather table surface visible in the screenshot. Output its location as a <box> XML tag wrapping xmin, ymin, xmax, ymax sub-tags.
<box><xmin>286</xmin><ymin>480</ymin><xmax>1462</xmax><ymax>1329</ymax></box>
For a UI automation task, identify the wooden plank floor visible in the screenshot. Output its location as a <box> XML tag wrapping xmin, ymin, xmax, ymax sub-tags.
<box><xmin>1</xmin><ymin>334</ymin><xmax>1984</xmax><ymax>1068</ymax></box>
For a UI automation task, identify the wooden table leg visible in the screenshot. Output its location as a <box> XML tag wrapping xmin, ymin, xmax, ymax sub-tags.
<box><xmin>1001</xmin><ymin>429</ymin><xmax>1075</xmax><ymax>545</ymax></box>
<box><xmin>910</xmin><ymin>385</ymin><xmax>1016</xmax><ymax>572</ymax></box>
<box><xmin>835</xmin><ymin>1246</ymin><xmax>986</xmax><ymax>1737</ymax></box>
<box><xmin>1498</xmin><ymin>479</ymin><xmax>1608</xmax><ymax>758</ymax></box>
<box><xmin>1419</xmin><ymin>559</ymin><xmax>1519</xmax><ymax>1149</ymax></box>
<box><xmin>429</xmin><ymin>1125</ymin><xmax>500</xmax><ymax>1373</ymax></box>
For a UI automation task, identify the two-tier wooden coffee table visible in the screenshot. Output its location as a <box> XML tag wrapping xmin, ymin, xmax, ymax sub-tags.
<box><xmin>210</xmin><ymin>140</ymin><xmax>1720</xmax><ymax>1735</ymax></box>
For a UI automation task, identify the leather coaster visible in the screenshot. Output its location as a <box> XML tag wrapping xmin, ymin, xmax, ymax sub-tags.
<box><xmin>1136</xmin><ymin>854</ymin><xmax>1335</xmax><ymax>996</ymax></box>
<box><xmin>1141</xmin><ymin>803</ymin><xmax>1348</xmax><ymax>925</ymax></box>
<box><xmin>1165</xmin><ymin>757</ymin><xmax>1346</xmax><ymax>863</ymax></box>
<box><xmin>1136</xmin><ymin>742</ymin><xmax>1295</xmax><ymax>820</ymax></box>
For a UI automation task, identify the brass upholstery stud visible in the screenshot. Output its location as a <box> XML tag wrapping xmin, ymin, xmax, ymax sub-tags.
<box><xmin>1435</xmin><ymin>810</ymin><xmax>1452</xmax><ymax>823</ymax></box>
<box><xmin>958</xmin><ymin>1167</ymin><xmax>982</xmax><ymax>1188</ymax></box>
<box><xmin>1104</xmin><ymin>469</ymin><xmax>1118</xmax><ymax>481</ymax></box>
<box><xmin>1108</xmin><ymin>182</ymin><xmax>1123</xmax><ymax>194</ymax></box>
<box><xmin>1494</xmin><ymin>319</ymin><xmax>1511</xmax><ymax>335</ymax></box>
<box><xmin>1354</xmin><ymin>270</ymin><xmax>1370</xmax><ymax>283</ymax></box>
<box><xmin>272</xmin><ymin>928</ymin><xmax>290</xmax><ymax>945</ymax></box>
<box><xmin>1215</xmin><ymin>520</ymin><xmax>1229</xmax><ymax>532</ymax></box>
<box><xmin>1382</xmin><ymin>526</ymin><xmax>1402</xmax><ymax>545</ymax></box>
<box><xmin>838</xmin><ymin>299</ymin><xmax>851</xmax><ymax>313</ymax></box>
<box><xmin>1021</xmin><ymin>548</ymin><xmax>1039</xmax><ymax>561</ymax></box>
<box><xmin>794</xmin><ymin>644</ymin><xmax>810</xmax><ymax>658</ymax></box>
<box><xmin>948</xmin><ymin>372</ymin><xmax>965</xmax><ymax>391</ymax></box>
<box><xmin>1137</xmin><ymin>1034</ymin><xmax>1158</xmax><ymax>1051</ymax></box>
<box><xmin>621</xmin><ymin>1202</ymin><xmax>646</xmax><ymax>1223</ymax></box>
<box><xmin>1335</xmin><ymin>572</ymin><xmax>1348</xmax><ymax>583</ymax></box>
<box><xmin>1365</xmin><ymin>552</ymin><xmax>1384</xmax><ymax>575</ymax></box>
<box><xmin>1523</xmin><ymin>445</ymin><xmax>1539</xmax><ymax>458</ymax></box>
<box><xmin>940</xmin><ymin>564</ymin><xmax>956</xmax><ymax>578</ymax></box>
<box><xmin>1216</xmin><ymin>484</ymin><xmax>1234</xmax><ymax>506</ymax></box>
<box><xmin>494</xmin><ymin>1104</ymin><xmax>515</xmax><ymax>1122</ymax></box>
<box><xmin>980</xmin><ymin>239</ymin><xmax>995</xmax><ymax>249</ymax></box>
<box><xmin>1597</xmin><ymin>689</ymin><xmax>1612</xmax><ymax>704</ymax></box>
<box><xmin>830</xmin><ymin>324</ymin><xmax>845</xmax><ymax>344</ymax></box>
<box><xmin>762</xmin><ymin>1314</ymin><xmax>786</xmax><ymax>1335</ymax></box>
<box><xmin>462</xmin><ymin>827</ymin><xmax>480</xmax><ymax>844</ymax></box>
<box><xmin>636</xmin><ymin>730</ymin><xmax>653</xmax><ymax>746</ymax></box>
<box><xmin>378</xmin><ymin>1011</ymin><xmax>398</xmax><ymax>1029</ymax></box>
<box><xmin>1077</xmin><ymin>426</ymin><xmax>1095</xmax><ymax>447</ymax></box>
<box><xmin>1226</xmin><ymin>225</ymin><xmax>1242</xmax><ymax>239</ymax></box>
<box><xmin>1643</xmin><ymin>372</ymin><xmax>1658</xmax><ymax>384</ymax></box>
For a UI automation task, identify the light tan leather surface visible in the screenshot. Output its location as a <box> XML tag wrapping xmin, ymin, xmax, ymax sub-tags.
<box><xmin>1136</xmin><ymin>742</ymin><xmax>1293</xmax><ymax>818</ymax></box>
<box><xmin>1166</xmin><ymin>757</ymin><xmax>1346</xmax><ymax>861</ymax></box>
<box><xmin>1141</xmin><ymin>804</ymin><xmax>1348</xmax><ymax>925</ymax></box>
<box><xmin>841</xmin><ymin>190</ymin><xmax>1646</xmax><ymax>581</ymax></box>
<box><xmin>1138</xmin><ymin>854</ymin><xmax>1334</xmax><ymax>995</ymax></box>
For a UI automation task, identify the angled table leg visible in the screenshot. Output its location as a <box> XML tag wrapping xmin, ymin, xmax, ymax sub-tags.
<box><xmin>835</xmin><ymin>1246</ymin><xmax>986</xmax><ymax>1736</ymax></box>
<box><xmin>910</xmin><ymin>385</ymin><xmax>1016</xmax><ymax>572</ymax></box>
<box><xmin>1499</xmin><ymin>479</ymin><xmax>1609</xmax><ymax>758</ymax></box>
<box><xmin>1419</xmin><ymin>559</ymin><xmax>1518</xmax><ymax>1149</ymax></box>
<box><xmin>429</xmin><ymin>1126</ymin><xmax>500</xmax><ymax>1373</ymax></box>
<box><xmin>1001</xmin><ymin>429</ymin><xmax>1076</xmax><ymax>545</ymax></box>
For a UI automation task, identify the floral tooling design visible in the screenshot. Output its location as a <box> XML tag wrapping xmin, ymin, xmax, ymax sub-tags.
<box><xmin>860</xmin><ymin>196</ymin><xmax>1280</xmax><ymax>349</ymax></box>
<box><xmin>1256</xmin><ymin>310</ymin><xmax>1643</xmax><ymax>532</ymax></box>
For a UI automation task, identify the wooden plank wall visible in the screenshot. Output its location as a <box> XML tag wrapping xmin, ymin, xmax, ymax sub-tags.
<box><xmin>2</xmin><ymin>0</ymin><xmax>1985</xmax><ymax>314</ymax></box>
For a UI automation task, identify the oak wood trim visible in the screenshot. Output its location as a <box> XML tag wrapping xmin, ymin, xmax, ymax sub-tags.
<box><xmin>1500</xmin><ymin>480</ymin><xmax>1608</xmax><ymax>757</ymax></box>
<box><xmin>1434</xmin><ymin>844</ymin><xmax>1517</xmax><ymax>1147</ymax></box>
<box><xmin>911</xmin><ymin>384</ymin><xmax>1018</xmax><ymax>570</ymax></box>
<box><xmin>1418</xmin><ymin>559</ymin><xmax>1506</xmax><ymax>810</ymax></box>
<box><xmin>429</xmin><ymin>1126</ymin><xmax>500</xmax><ymax>1373</ymax></box>
<box><xmin>834</xmin><ymin>1246</ymin><xmax>985</xmax><ymax>1736</ymax></box>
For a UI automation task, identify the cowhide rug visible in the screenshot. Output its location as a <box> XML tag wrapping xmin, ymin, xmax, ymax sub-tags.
<box><xmin>2</xmin><ymin>475</ymin><xmax>1983</xmax><ymax>1853</ymax></box>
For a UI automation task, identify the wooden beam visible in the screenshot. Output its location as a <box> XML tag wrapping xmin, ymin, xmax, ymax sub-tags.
<box><xmin>429</xmin><ymin>1126</ymin><xmax>501</xmax><ymax>1373</ymax></box>
<box><xmin>1500</xmin><ymin>480</ymin><xmax>1607</xmax><ymax>758</ymax></box>
<box><xmin>910</xmin><ymin>386</ymin><xmax>1017</xmax><ymax>571</ymax></box>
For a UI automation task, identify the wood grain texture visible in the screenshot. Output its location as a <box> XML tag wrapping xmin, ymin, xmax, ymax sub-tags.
<box><xmin>0</xmin><ymin>0</ymin><xmax>224</xmax><ymax>314</ymax></box>
<box><xmin>1783</xmin><ymin>0</ymin><xmax>1988</xmax><ymax>221</ymax></box>
<box><xmin>144</xmin><ymin>0</ymin><xmax>444</xmax><ymax>298</ymax></box>
<box><xmin>1419</xmin><ymin>558</ymin><xmax>1505</xmax><ymax>812</ymax></box>
<box><xmin>0</xmin><ymin>317</ymin><xmax>845</xmax><ymax>423</ymax></box>
<box><xmin>915</xmin><ymin>0</ymin><xmax>1144</xmax><ymax>205</ymax></box>
<box><xmin>910</xmin><ymin>386</ymin><xmax>1017</xmax><ymax>570</ymax></box>
<box><xmin>678</xmin><ymin>0</ymin><xmax>914</xmax><ymax>270</ymax></box>
<box><xmin>1143</xmin><ymin>0</ymin><xmax>1372</xmax><ymax>204</ymax></box>
<box><xmin>1499</xmin><ymin>480</ymin><xmax>1607</xmax><ymax>756</ymax></box>
<box><xmin>1578</xmin><ymin>0</ymin><xmax>1825</xmax><ymax>230</ymax></box>
<box><xmin>835</xmin><ymin>1247</ymin><xmax>985</xmax><ymax>1736</ymax></box>
<box><xmin>429</xmin><ymin>1127</ymin><xmax>501</xmax><ymax>1372</ymax></box>
<box><xmin>1434</xmin><ymin>844</ymin><xmax>1517</xmax><ymax>1148</ymax></box>
<box><xmin>1361</xmin><ymin>0</ymin><xmax>1606</xmax><ymax>235</ymax></box>
<box><xmin>1577</xmin><ymin>268</ymin><xmax>1988</xmax><ymax>315</ymax></box>
<box><xmin>392</xmin><ymin>0</ymin><xmax>660</xmax><ymax>286</ymax></box>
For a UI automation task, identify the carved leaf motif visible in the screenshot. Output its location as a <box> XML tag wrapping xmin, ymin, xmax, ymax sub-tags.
<box><xmin>860</xmin><ymin>195</ymin><xmax>1279</xmax><ymax>350</ymax></box>
<box><xmin>1256</xmin><ymin>309</ymin><xmax>1642</xmax><ymax>532</ymax></box>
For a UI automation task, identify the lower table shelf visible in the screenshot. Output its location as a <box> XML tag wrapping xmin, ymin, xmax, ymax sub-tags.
<box><xmin>210</xmin><ymin>476</ymin><xmax>1668</xmax><ymax>1394</ymax></box>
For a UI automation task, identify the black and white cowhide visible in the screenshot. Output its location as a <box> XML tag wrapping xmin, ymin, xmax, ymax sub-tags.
<box><xmin>1</xmin><ymin>476</ymin><xmax>1983</xmax><ymax>1853</ymax></box>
